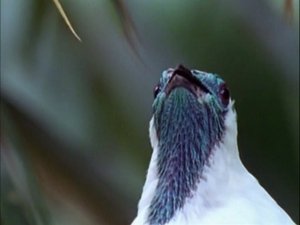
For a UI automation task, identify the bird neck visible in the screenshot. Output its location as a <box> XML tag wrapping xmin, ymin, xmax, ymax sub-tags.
<box><xmin>137</xmin><ymin>105</ymin><xmax>245</xmax><ymax>225</ymax></box>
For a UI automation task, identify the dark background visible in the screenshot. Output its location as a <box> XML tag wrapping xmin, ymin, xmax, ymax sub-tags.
<box><xmin>1</xmin><ymin>0</ymin><xmax>299</xmax><ymax>225</ymax></box>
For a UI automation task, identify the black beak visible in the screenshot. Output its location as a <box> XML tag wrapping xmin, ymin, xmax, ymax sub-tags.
<box><xmin>165</xmin><ymin>64</ymin><xmax>210</xmax><ymax>95</ymax></box>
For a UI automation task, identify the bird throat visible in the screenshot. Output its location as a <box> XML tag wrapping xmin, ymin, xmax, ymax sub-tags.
<box><xmin>149</xmin><ymin>88</ymin><xmax>225</xmax><ymax>225</ymax></box>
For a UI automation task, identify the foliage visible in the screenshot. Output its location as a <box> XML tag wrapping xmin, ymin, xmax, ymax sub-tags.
<box><xmin>1</xmin><ymin>0</ymin><xmax>299</xmax><ymax>224</ymax></box>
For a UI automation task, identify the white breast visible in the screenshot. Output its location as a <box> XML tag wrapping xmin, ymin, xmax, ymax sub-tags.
<box><xmin>132</xmin><ymin>104</ymin><xmax>295</xmax><ymax>225</ymax></box>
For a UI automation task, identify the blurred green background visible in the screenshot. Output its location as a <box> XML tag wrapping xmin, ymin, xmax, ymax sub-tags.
<box><xmin>1</xmin><ymin>0</ymin><xmax>299</xmax><ymax>224</ymax></box>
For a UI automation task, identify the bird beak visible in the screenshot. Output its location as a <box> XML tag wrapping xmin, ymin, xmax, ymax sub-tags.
<box><xmin>164</xmin><ymin>64</ymin><xmax>210</xmax><ymax>97</ymax></box>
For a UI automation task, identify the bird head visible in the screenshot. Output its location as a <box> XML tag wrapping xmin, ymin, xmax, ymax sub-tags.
<box><xmin>148</xmin><ymin>65</ymin><xmax>236</xmax><ymax>225</ymax></box>
<box><xmin>152</xmin><ymin>64</ymin><xmax>231</xmax><ymax>139</ymax></box>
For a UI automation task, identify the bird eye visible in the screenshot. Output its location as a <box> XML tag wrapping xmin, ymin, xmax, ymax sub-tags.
<box><xmin>153</xmin><ymin>84</ymin><xmax>161</xmax><ymax>98</ymax></box>
<box><xmin>219</xmin><ymin>83</ymin><xmax>230</xmax><ymax>106</ymax></box>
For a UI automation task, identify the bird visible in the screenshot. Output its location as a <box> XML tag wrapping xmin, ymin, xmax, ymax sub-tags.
<box><xmin>131</xmin><ymin>65</ymin><xmax>295</xmax><ymax>225</ymax></box>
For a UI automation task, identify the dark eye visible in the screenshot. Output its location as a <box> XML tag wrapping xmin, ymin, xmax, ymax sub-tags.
<box><xmin>153</xmin><ymin>84</ymin><xmax>161</xmax><ymax>98</ymax></box>
<box><xmin>219</xmin><ymin>83</ymin><xmax>230</xmax><ymax>106</ymax></box>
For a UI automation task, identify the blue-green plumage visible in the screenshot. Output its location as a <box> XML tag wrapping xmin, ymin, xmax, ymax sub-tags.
<box><xmin>132</xmin><ymin>65</ymin><xmax>295</xmax><ymax>225</ymax></box>
<box><xmin>148</xmin><ymin>66</ymin><xmax>229</xmax><ymax>225</ymax></box>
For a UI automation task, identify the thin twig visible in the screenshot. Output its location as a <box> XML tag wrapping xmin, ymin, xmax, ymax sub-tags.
<box><xmin>52</xmin><ymin>0</ymin><xmax>82</xmax><ymax>42</ymax></box>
